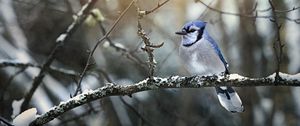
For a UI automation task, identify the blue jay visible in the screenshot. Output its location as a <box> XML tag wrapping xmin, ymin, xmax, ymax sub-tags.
<box><xmin>176</xmin><ymin>20</ymin><xmax>244</xmax><ymax>113</ymax></box>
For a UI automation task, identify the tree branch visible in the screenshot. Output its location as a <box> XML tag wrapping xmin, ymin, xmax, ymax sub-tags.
<box><xmin>0</xmin><ymin>60</ymin><xmax>78</xmax><ymax>78</ymax></box>
<box><xmin>195</xmin><ymin>0</ymin><xmax>300</xmax><ymax>24</ymax></box>
<box><xmin>269</xmin><ymin>0</ymin><xmax>284</xmax><ymax>81</ymax></box>
<box><xmin>20</xmin><ymin>0</ymin><xmax>98</xmax><ymax>112</ymax></box>
<box><xmin>74</xmin><ymin>0</ymin><xmax>135</xmax><ymax>96</ymax></box>
<box><xmin>145</xmin><ymin>0</ymin><xmax>170</xmax><ymax>15</ymax></box>
<box><xmin>256</xmin><ymin>6</ymin><xmax>300</xmax><ymax>13</ymax></box>
<box><xmin>90</xmin><ymin>12</ymin><xmax>148</xmax><ymax>70</ymax></box>
<box><xmin>135</xmin><ymin>0</ymin><xmax>165</xmax><ymax>79</ymax></box>
<box><xmin>30</xmin><ymin>72</ymin><xmax>300</xmax><ymax>126</ymax></box>
<box><xmin>0</xmin><ymin>116</ymin><xmax>13</xmax><ymax>126</ymax></box>
<box><xmin>137</xmin><ymin>21</ymin><xmax>163</xmax><ymax>79</ymax></box>
<box><xmin>119</xmin><ymin>97</ymin><xmax>154</xmax><ymax>126</ymax></box>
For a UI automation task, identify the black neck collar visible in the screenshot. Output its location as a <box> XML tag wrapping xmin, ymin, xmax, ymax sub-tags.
<box><xmin>182</xmin><ymin>41</ymin><xmax>197</xmax><ymax>47</ymax></box>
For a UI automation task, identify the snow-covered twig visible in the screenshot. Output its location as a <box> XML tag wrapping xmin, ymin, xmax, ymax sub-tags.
<box><xmin>30</xmin><ymin>72</ymin><xmax>300</xmax><ymax>126</ymax></box>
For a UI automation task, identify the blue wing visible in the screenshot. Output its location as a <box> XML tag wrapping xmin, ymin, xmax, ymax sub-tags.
<box><xmin>203</xmin><ymin>30</ymin><xmax>229</xmax><ymax>73</ymax></box>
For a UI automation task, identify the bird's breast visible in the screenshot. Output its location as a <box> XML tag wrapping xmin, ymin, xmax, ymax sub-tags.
<box><xmin>179</xmin><ymin>40</ymin><xmax>225</xmax><ymax>75</ymax></box>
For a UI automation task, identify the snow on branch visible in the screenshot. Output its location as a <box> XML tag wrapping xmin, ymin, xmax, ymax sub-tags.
<box><xmin>30</xmin><ymin>72</ymin><xmax>300</xmax><ymax>126</ymax></box>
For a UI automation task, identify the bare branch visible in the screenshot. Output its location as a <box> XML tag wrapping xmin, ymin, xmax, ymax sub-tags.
<box><xmin>0</xmin><ymin>60</ymin><xmax>78</xmax><ymax>78</ymax></box>
<box><xmin>0</xmin><ymin>66</ymin><xmax>26</xmax><ymax>101</ymax></box>
<box><xmin>74</xmin><ymin>0</ymin><xmax>135</xmax><ymax>96</ymax></box>
<box><xmin>0</xmin><ymin>60</ymin><xmax>36</xmax><ymax>68</ymax></box>
<box><xmin>20</xmin><ymin>0</ymin><xmax>99</xmax><ymax>112</ymax></box>
<box><xmin>137</xmin><ymin>21</ymin><xmax>159</xmax><ymax>79</ymax></box>
<box><xmin>0</xmin><ymin>116</ymin><xmax>13</xmax><ymax>126</ymax></box>
<box><xmin>274</xmin><ymin>6</ymin><xmax>300</xmax><ymax>13</ymax></box>
<box><xmin>119</xmin><ymin>97</ymin><xmax>154</xmax><ymax>126</ymax></box>
<box><xmin>95</xmin><ymin>69</ymin><xmax>113</xmax><ymax>83</ymax></box>
<box><xmin>268</xmin><ymin>0</ymin><xmax>284</xmax><ymax>81</ymax></box>
<box><xmin>145</xmin><ymin>0</ymin><xmax>170</xmax><ymax>15</ymax></box>
<box><xmin>134</xmin><ymin>0</ymin><xmax>167</xmax><ymax>80</ymax></box>
<box><xmin>58</xmin><ymin>107</ymin><xmax>101</xmax><ymax>125</ymax></box>
<box><xmin>30</xmin><ymin>72</ymin><xmax>300</xmax><ymax>126</ymax></box>
<box><xmin>137</xmin><ymin>0</ymin><xmax>170</xmax><ymax>18</ymax></box>
<box><xmin>90</xmin><ymin>12</ymin><xmax>148</xmax><ymax>70</ymax></box>
<box><xmin>256</xmin><ymin>6</ymin><xmax>300</xmax><ymax>13</ymax></box>
<box><xmin>195</xmin><ymin>0</ymin><xmax>300</xmax><ymax>24</ymax></box>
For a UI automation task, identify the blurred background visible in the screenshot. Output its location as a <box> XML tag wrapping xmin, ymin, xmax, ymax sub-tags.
<box><xmin>0</xmin><ymin>0</ymin><xmax>300</xmax><ymax>126</ymax></box>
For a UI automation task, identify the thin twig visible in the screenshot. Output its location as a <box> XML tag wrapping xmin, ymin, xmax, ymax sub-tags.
<box><xmin>119</xmin><ymin>97</ymin><xmax>154</xmax><ymax>126</ymax></box>
<box><xmin>137</xmin><ymin>20</ymin><xmax>163</xmax><ymax>79</ymax></box>
<box><xmin>256</xmin><ymin>7</ymin><xmax>272</xmax><ymax>12</ymax></box>
<box><xmin>95</xmin><ymin>68</ymin><xmax>152</xmax><ymax>125</ymax></box>
<box><xmin>95</xmin><ymin>69</ymin><xmax>113</xmax><ymax>83</ymax></box>
<box><xmin>141</xmin><ymin>17</ymin><xmax>179</xmax><ymax>72</ymax></box>
<box><xmin>30</xmin><ymin>72</ymin><xmax>300</xmax><ymax>126</ymax></box>
<box><xmin>0</xmin><ymin>60</ymin><xmax>78</xmax><ymax>78</ymax></box>
<box><xmin>58</xmin><ymin>107</ymin><xmax>101</xmax><ymax>126</ymax></box>
<box><xmin>196</xmin><ymin>0</ymin><xmax>300</xmax><ymax>24</ymax></box>
<box><xmin>20</xmin><ymin>0</ymin><xmax>98</xmax><ymax>112</ymax></box>
<box><xmin>274</xmin><ymin>6</ymin><xmax>300</xmax><ymax>13</ymax></box>
<box><xmin>0</xmin><ymin>66</ymin><xmax>27</xmax><ymax>101</ymax></box>
<box><xmin>198</xmin><ymin>0</ymin><xmax>215</xmax><ymax>19</ymax></box>
<box><xmin>135</xmin><ymin>0</ymin><xmax>166</xmax><ymax>80</ymax></box>
<box><xmin>74</xmin><ymin>0</ymin><xmax>135</xmax><ymax>96</ymax></box>
<box><xmin>0</xmin><ymin>116</ymin><xmax>13</xmax><ymax>126</ymax></box>
<box><xmin>268</xmin><ymin>0</ymin><xmax>284</xmax><ymax>81</ymax></box>
<box><xmin>145</xmin><ymin>0</ymin><xmax>170</xmax><ymax>15</ymax></box>
<box><xmin>257</xmin><ymin>6</ymin><xmax>300</xmax><ymax>13</ymax></box>
<box><xmin>137</xmin><ymin>0</ymin><xmax>170</xmax><ymax>18</ymax></box>
<box><xmin>90</xmin><ymin>13</ymin><xmax>148</xmax><ymax>70</ymax></box>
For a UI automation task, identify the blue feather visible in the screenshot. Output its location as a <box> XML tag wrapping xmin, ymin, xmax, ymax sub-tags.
<box><xmin>203</xmin><ymin>30</ymin><xmax>229</xmax><ymax>72</ymax></box>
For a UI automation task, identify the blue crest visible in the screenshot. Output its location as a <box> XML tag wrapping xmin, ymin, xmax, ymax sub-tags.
<box><xmin>182</xmin><ymin>21</ymin><xmax>207</xmax><ymax>31</ymax></box>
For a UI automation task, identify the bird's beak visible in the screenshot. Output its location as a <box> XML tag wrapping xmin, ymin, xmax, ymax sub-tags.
<box><xmin>175</xmin><ymin>31</ymin><xmax>187</xmax><ymax>35</ymax></box>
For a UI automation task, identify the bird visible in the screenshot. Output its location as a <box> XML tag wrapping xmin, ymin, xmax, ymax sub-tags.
<box><xmin>175</xmin><ymin>20</ymin><xmax>244</xmax><ymax>113</ymax></box>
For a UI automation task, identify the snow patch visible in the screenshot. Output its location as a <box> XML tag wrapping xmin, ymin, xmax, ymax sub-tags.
<box><xmin>229</xmin><ymin>74</ymin><xmax>245</xmax><ymax>80</ymax></box>
<box><xmin>13</xmin><ymin>108</ymin><xmax>37</xmax><ymax>126</ymax></box>
<box><xmin>11</xmin><ymin>99</ymin><xmax>24</xmax><ymax>118</ymax></box>
<box><xmin>56</xmin><ymin>33</ymin><xmax>67</xmax><ymax>42</ymax></box>
<box><xmin>268</xmin><ymin>72</ymin><xmax>300</xmax><ymax>81</ymax></box>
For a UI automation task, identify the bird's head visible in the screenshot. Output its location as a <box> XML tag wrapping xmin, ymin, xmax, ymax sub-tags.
<box><xmin>175</xmin><ymin>21</ymin><xmax>207</xmax><ymax>46</ymax></box>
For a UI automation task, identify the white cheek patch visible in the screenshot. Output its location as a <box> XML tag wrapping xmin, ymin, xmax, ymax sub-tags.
<box><xmin>182</xmin><ymin>32</ymin><xmax>199</xmax><ymax>46</ymax></box>
<box><xmin>188</xmin><ymin>32</ymin><xmax>198</xmax><ymax>40</ymax></box>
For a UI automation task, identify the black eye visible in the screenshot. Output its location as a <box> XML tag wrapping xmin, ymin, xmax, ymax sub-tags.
<box><xmin>188</xmin><ymin>29</ymin><xmax>196</xmax><ymax>32</ymax></box>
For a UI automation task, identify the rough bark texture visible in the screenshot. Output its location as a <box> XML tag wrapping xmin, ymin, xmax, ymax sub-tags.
<box><xmin>30</xmin><ymin>72</ymin><xmax>300</xmax><ymax>126</ymax></box>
